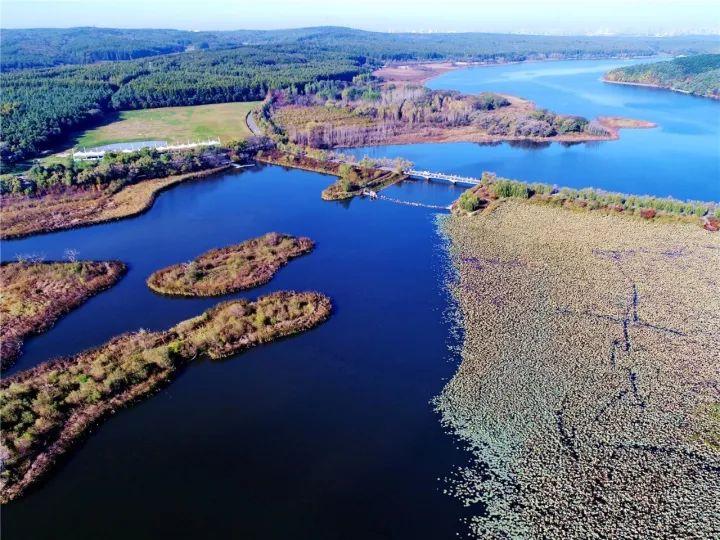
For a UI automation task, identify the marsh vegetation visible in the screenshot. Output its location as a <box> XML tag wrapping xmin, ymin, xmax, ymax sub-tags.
<box><xmin>438</xmin><ymin>200</ymin><xmax>720</xmax><ymax>538</ymax></box>
<box><xmin>0</xmin><ymin>291</ymin><xmax>332</xmax><ymax>503</ymax></box>
<box><xmin>147</xmin><ymin>233</ymin><xmax>314</xmax><ymax>296</ymax></box>
<box><xmin>0</xmin><ymin>261</ymin><xmax>126</xmax><ymax>369</ymax></box>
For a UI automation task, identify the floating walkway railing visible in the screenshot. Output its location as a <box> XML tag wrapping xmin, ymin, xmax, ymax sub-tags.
<box><xmin>73</xmin><ymin>139</ymin><xmax>221</xmax><ymax>160</ymax></box>
<box><xmin>404</xmin><ymin>169</ymin><xmax>480</xmax><ymax>186</ymax></box>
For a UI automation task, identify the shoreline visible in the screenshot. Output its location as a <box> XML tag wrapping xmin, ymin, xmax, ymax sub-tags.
<box><xmin>601</xmin><ymin>77</ymin><xmax>720</xmax><ymax>100</ymax></box>
<box><xmin>1</xmin><ymin>165</ymin><xmax>232</xmax><ymax>241</ymax></box>
<box><xmin>374</xmin><ymin>54</ymin><xmax>668</xmax><ymax>87</ymax></box>
<box><xmin>0</xmin><ymin>291</ymin><xmax>333</xmax><ymax>504</ymax></box>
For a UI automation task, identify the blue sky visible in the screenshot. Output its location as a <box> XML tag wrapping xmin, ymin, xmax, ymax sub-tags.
<box><xmin>2</xmin><ymin>0</ymin><xmax>718</xmax><ymax>35</ymax></box>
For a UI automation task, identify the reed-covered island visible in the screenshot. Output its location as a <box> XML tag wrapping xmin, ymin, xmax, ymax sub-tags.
<box><xmin>0</xmin><ymin>261</ymin><xmax>126</xmax><ymax>369</ymax></box>
<box><xmin>0</xmin><ymin>291</ymin><xmax>332</xmax><ymax>503</ymax></box>
<box><xmin>147</xmin><ymin>233</ymin><xmax>315</xmax><ymax>296</ymax></box>
<box><xmin>437</xmin><ymin>198</ymin><xmax>720</xmax><ymax>538</ymax></box>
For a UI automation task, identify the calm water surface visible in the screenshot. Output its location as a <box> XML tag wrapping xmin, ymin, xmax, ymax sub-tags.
<box><xmin>2</xmin><ymin>167</ymin><xmax>470</xmax><ymax>540</ymax></box>
<box><xmin>353</xmin><ymin>58</ymin><xmax>720</xmax><ymax>201</ymax></box>
<box><xmin>3</xmin><ymin>58</ymin><xmax>718</xmax><ymax>540</ymax></box>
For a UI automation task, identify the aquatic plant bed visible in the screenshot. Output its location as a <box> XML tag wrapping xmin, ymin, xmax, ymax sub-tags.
<box><xmin>451</xmin><ymin>172</ymin><xmax>719</xmax><ymax>228</ymax></box>
<box><xmin>437</xmin><ymin>200</ymin><xmax>720</xmax><ymax>538</ymax></box>
<box><xmin>0</xmin><ymin>291</ymin><xmax>332</xmax><ymax>503</ymax></box>
<box><xmin>0</xmin><ymin>166</ymin><xmax>230</xmax><ymax>239</ymax></box>
<box><xmin>0</xmin><ymin>261</ymin><xmax>126</xmax><ymax>370</ymax></box>
<box><xmin>147</xmin><ymin>233</ymin><xmax>314</xmax><ymax>296</ymax></box>
<box><xmin>256</xmin><ymin>149</ymin><xmax>406</xmax><ymax>200</ymax></box>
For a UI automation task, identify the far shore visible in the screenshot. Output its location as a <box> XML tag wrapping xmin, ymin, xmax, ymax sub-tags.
<box><xmin>373</xmin><ymin>55</ymin><xmax>668</xmax><ymax>87</ymax></box>
<box><xmin>601</xmin><ymin>77</ymin><xmax>720</xmax><ymax>100</ymax></box>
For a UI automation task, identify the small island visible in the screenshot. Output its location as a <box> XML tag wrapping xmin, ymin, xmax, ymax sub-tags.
<box><xmin>0</xmin><ymin>291</ymin><xmax>332</xmax><ymax>503</ymax></box>
<box><xmin>256</xmin><ymin>148</ymin><xmax>408</xmax><ymax>200</ymax></box>
<box><xmin>0</xmin><ymin>260</ymin><xmax>126</xmax><ymax>369</ymax></box>
<box><xmin>604</xmin><ymin>54</ymin><xmax>720</xmax><ymax>100</ymax></box>
<box><xmin>147</xmin><ymin>233</ymin><xmax>314</xmax><ymax>296</ymax></box>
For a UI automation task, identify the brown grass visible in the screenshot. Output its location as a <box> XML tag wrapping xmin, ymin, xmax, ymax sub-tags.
<box><xmin>0</xmin><ymin>291</ymin><xmax>332</xmax><ymax>503</ymax></box>
<box><xmin>0</xmin><ymin>261</ymin><xmax>126</xmax><ymax>370</ymax></box>
<box><xmin>147</xmin><ymin>233</ymin><xmax>314</xmax><ymax>296</ymax></box>
<box><xmin>0</xmin><ymin>166</ymin><xmax>230</xmax><ymax>240</ymax></box>
<box><xmin>438</xmin><ymin>200</ymin><xmax>720</xmax><ymax>538</ymax></box>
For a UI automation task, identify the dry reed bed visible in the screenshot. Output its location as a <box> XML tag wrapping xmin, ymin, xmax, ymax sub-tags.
<box><xmin>438</xmin><ymin>200</ymin><xmax>720</xmax><ymax>538</ymax></box>
<box><xmin>147</xmin><ymin>233</ymin><xmax>314</xmax><ymax>296</ymax></box>
<box><xmin>0</xmin><ymin>166</ymin><xmax>230</xmax><ymax>239</ymax></box>
<box><xmin>0</xmin><ymin>291</ymin><xmax>332</xmax><ymax>503</ymax></box>
<box><xmin>0</xmin><ymin>261</ymin><xmax>126</xmax><ymax>369</ymax></box>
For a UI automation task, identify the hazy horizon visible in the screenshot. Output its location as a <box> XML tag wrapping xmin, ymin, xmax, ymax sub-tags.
<box><xmin>2</xmin><ymin>0</ymin><xmax>719</xmax><ymax>36</ymax></box>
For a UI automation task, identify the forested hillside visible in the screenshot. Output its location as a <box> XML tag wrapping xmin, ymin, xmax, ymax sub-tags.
<box><xmin>604</xmin><ymin>54</ymin><xmax>720</xmax><ymax>98</ymax></box>
<box><xmin>2</xmin><ymin>27</ymin><xmax>719</xmax><ymax>70</ymax></box>
<box><xmin>1</xmin><ymin>27</ymin><xmax>719</xmax><ymax>166</ymax></box>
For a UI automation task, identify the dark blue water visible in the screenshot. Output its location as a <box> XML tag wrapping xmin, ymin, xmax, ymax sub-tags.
<box><xmin>1</xmin><ymin>167</ymin><xmax>471</xmax><ymax>540</ymax></box>
<box><xmin>3</xmin><ymin>58</ymin><xmax>718</xmax><ymax>540</ymax></box>
<box><xmin>351</xmin><ymin>58</ymin><xmax>720</xmax><ymax>201</ymax></box>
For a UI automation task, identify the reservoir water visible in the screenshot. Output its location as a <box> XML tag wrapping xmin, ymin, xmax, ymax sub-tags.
<box><xmin>2</xmin><ymin>58</ymin><xmax>718</xmax><ymax>539</ymax></box>
<box><xmin>354</xmin><ymin>58</ymin><xmax>720</xmax><ymax>202</ymax></box>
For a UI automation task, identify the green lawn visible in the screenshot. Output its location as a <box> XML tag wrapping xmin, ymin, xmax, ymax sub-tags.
<box><xmin>74</xmin><ymin>102</ymin><xmax>260</xmax><ymax>149</ymax></box>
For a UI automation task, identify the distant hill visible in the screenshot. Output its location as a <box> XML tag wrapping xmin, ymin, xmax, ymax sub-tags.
<box><xmin>2</xmin><ymin>26</ymin><xmax>719</xmax><ymax>71</ymax></box>
<box><xmin>604</xmin><ymin>54</ymin><xmax>720</xmax><ymax>99</ymax></box>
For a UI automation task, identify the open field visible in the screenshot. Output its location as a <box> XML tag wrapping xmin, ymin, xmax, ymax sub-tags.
<box><xmin>72</xmin><ymin>102</ymin><xmax>260</xmax><ymax>149</ymax></box>
<box><xmin>438</xmin><ymin>200</ymin><xmax>720</xmax><ymax>538</ymax></box>
<box><xmin>0</xmin><ymin>291</ymin><xmax>332</xmax><ymax>503</ymax></box>
<box><xmin>0</xmin><ymin>261</ymin><xmax>126</xmax><ymax>369</ymax></box>
<box><xmin>147</xmin><ymin>233</ymin><xmax>314</xmax><ymax>296</ymax></box>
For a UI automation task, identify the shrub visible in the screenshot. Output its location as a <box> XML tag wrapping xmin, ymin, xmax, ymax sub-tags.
<box><xmin>493</xmin><ymin>180</ymin><xmax>530</xmax><ymax>199</ymax></box>
<box><xmin>458</xmin><ymin>192</ymin><xmax>482</xmax><ymax>212</ymax></box>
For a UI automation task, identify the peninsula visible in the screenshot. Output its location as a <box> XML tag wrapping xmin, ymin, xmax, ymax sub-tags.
<box><xmin>0</xmin><ymin>291</ymin><xmax>332</xmax><ymax>503</ymax></box>
<box><xmin>604</xmin><ymin>54</ymin><xmax>720</xmax><ymax>99</ymax></box>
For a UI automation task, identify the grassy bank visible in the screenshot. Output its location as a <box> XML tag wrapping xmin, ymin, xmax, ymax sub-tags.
<box><xmin>147</xmin><ymin>233</ymin><xmax>314</xmax><ymax>296</ymax></box>
<box><xmin>452</xmin><ymin>172</ymin><xmax>719</xmax><ymax>230</ymax></box>
<box><xmin>72</xmin><ymin>102</ymin><xmax>260</xmax><ymax>149</ymax></box>
<box><xmin>0</xmin><ymin>166</ymin><xmax>230</xmax><ymax>240</ymax></box>
<box><xmin>438</xmin><ymin>200</ymin><xmax>720</xmax><ymax>538</ymax></box>
<box><xmin>0</xmin><ymin>291</ymin><xmax>332</xmax><ymax>503</ymax></box>
<box><xmin>0</xmin><ymin>261</ymin><xmax>126</xmax><ymax>370</ymax></box>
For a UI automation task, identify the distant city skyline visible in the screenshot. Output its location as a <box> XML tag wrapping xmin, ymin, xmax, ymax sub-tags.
<box><xmin>2</xmin><ymin>0</ymin><xmax>719</xmax><ymax>36</ymax></box>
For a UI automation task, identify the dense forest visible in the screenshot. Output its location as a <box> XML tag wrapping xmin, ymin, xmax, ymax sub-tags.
<box><xmin>3</xmin><ymin>27</ymin><xmax>719</xmax><ymax>71</ymax></box>
<box><xmin>1</xmin><ymin>27</ymin><xmax>719</xmax><ymax>166</ymax></box>
<box><xmin>0</xmin><ymin>46</ymin><xmax>363</xmax><ymax>165</ymax></box>
<box><xmin>604</xmin><ymin>54</ymin><xmax>720</xmax><ymax>98</ymax></box>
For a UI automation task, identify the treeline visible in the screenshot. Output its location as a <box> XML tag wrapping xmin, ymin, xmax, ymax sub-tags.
<box><xmin>273</xmin><ymin>80</ymin><xmax>605</xmax><ymax>147</ymax></box>
<box><xmin>3</xmin><ymin>26</ymin><xmax>719</xmax><ymax>71</ymax></box>
<box><xmin>0</xmin><ymin>47</ymin><xmax>364</xmax><ymax>165</ymax></box>
<box><xmin>0</xmin><ymin>147</ymin><xmax>229</xmax><ymax>195</ymax></box>
<box><xmin>605</xmin><ymin>54</ymin><xmax>720</xmax><ymax>98</ymax></box>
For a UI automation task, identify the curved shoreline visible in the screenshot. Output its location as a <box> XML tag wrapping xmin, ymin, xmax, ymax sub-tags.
<box><xmin>147</xmin><ymin>233</ymin><xmax>315</xmax><ymax>296</ymax></box>
<box><xmin>602</xmin><ymin>77</ymin><xmax>720</xmax><ymax>100</ymax></box>
<box><xmin>1</xmin><ymin>165</ymin><xmax>232</xmax><ymax>241</ymax></box>
<box><xmin>0</xmin><ymin>261</ymin><xmax>127</xmax><ymax>370</ymax></box>
<box><xmin>0</xmin><ymin>291</ymin><xmax>333</xmax><ymax>504</ymax></box>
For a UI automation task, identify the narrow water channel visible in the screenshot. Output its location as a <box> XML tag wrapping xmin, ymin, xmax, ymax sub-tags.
<box><xmin>2</xmin><ymin>166</ymin><xmax>472</xmax><ymax>540</ymax></box>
